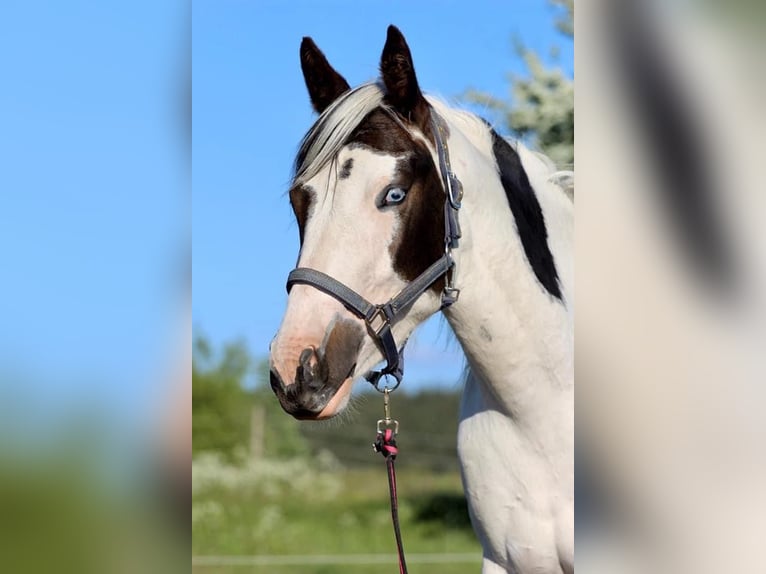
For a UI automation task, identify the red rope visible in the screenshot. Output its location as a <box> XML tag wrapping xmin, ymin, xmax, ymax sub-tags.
<box><xmin>375</xmin><ymin>428</ymin><xmax>408</xmax><ymax>574</ymax></box>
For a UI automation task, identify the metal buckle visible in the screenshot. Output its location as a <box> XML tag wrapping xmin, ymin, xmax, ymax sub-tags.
<box><xmin>376</xmin><ymin>388</ymin><xmax>399</xmax><ymax>434</ymax></box>
<box><xmin>442</xmin><ymin>247</ymin><xmax>459</xmax><ymax>307</ymax></box>
<box><xmin>366</xmin><ymin>306</ymin><xmax>388</xmax><ymax>336</ymax></box>
<box><xmin>442</xmin><ymin>287</ymin><xmax>460</xmax><ymax>307</ymax></box>
<box><xmin>447</xmin><ymin>173</ymin><xmax>463</xmax><ymax>209</ymax></box>
<box><xmin>376</xmin><ymin>418</ymin><xmax>399</xmax><ymax>435</ymax></box>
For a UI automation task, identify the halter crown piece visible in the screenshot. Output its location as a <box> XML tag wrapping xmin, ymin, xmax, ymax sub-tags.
<box><xmin>285</xmin><ymin>106</ymin><xmax>462</xmax><ymax>392</ymax></box>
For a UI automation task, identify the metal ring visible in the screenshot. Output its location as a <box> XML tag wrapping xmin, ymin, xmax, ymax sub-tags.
<box><xmin>372</xmin><ymin>373</ymin><xmax>402</xmax><ymax>393</ymax></box>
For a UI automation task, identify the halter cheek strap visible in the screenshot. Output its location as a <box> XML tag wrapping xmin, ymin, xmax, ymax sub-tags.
<box><xmin>285</xmin><ymin>108</ymin><xmax>462</xmax><ymax>390</ymax></box>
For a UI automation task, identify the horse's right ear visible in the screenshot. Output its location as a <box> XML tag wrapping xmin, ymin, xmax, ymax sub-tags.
<box><xmin>300</xmin><ymin>37</ymin><xmax>350</xmax><ymax>114</ymax></box>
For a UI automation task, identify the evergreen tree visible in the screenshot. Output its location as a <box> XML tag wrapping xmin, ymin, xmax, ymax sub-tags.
<box><xmin>465</xmin><ymin>0</ymin><xmax>574</xmax><ymax>168</ymax></box>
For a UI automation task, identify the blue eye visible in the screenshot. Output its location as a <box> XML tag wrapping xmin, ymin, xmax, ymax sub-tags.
<box><xmin>384</xmin><ymin>187</ymin><xmax>407</xmax><ymax>205</ymax></box>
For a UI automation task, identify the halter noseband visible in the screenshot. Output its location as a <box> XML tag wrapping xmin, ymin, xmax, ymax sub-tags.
<box><xmin>285</xmin><ymin>107</ymin><xmax>463</xmax><ymax>391</ymax></box>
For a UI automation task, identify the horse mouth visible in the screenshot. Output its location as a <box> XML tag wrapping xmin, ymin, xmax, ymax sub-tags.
<box><xmin>270</xmin><ymin>318</ymin><xmax>364</xmax><ymax>419</ymax></box>
<box><xmin>308</xmin><ymin>362</ymin><xmax>356</xmax><ymax>419</ymax></box>
<box><xmin>292</xmin><ymin>375</ymin><xmax>356</xmax><ymax>421</ymax></box>
<box><xmin>271</xmin><ymin>352</ymin><xmax>358</xmax><ymax>420</ymax></box>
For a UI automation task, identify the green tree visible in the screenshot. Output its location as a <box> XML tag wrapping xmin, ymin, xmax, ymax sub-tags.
<box><xmin>253</xmin><ymin>359</ymin><xmax>309</xmax><ymax>459</ymax></box>
<box><xmin>552</xmin><ymin>0</ymin><xmax>574</xmax><ymax>37</ymax></box>
<box><xmin>466</xmin><ymin>0</ymin><xmax>574</xmax><ymax>168</ymax></box>
<box><xmin>192</xmin><ymin>336</ymin><xmax>253</xmax><ymax>461</ymax></box>
<box><xmin>297</xmin><ymin>388</ymin><xmax>463</xmax><ymax>471</ymax></box>
<box><xmin>192</xmin><ymin>335</ymin><xmax>308</xmax><ymax>461</ymax></box>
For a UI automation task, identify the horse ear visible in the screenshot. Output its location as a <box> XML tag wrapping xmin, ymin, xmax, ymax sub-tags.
<box><xmin>300</xmin><ymin>37</ymin><xmax>350</xmax><ymax>114</ymax></box>
<box><xmin>380</xmin><ymin>25</ymin><xmax>430</xmax><ymax>127</ymax></box>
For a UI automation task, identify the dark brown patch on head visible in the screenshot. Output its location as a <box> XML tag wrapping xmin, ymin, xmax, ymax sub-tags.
<box><xmin>289</xmin><ymin>184</ymin><xmax>314</xmax><ymax>245</ymax></box>
<box><xmin>348</xmin><ymin>109</ymin><xmax>421</xmax><ymax>153</ymax></box>
<box><xmin>387</xmin><ymin>149</ymin><xmax>445</xmax><ymax>289</ymax></box>
<box><xmin>347</xmin><ymin>110</ymin><xmax>445</xmax><ymax>291</ymax></box>
<box><xmin>321</xmin><ymin>318</ymin><xmax>364</xmax><ymax>385</ymax></box>
<box><xmin>339</xmin><ymin>158</ymin><xmax>353</xmax><ymax>179</ymax></box>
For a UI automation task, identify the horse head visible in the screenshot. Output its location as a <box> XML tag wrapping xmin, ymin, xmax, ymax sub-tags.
<box><xmin>269</xmin><ymin>26</ymin><xmax>450</xmax><ymax>419</ymax></box>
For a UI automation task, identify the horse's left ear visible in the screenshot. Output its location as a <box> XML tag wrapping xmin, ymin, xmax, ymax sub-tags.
<box><xmin>380</xmin><ymin>25</ymin><xmax>430</xmax><ymax>130</ymax></box>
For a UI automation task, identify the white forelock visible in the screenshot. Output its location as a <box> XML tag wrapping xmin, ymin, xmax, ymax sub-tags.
<box><xmin>294</xmin><ymin>82</ymin><xmax>387</xmax><ymax>186</ymax></box>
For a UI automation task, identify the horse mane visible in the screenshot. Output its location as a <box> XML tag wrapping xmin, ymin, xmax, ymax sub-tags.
<box><xmin>427</xmin><ymin>97</ymin><xmax>574</xmax><ymax>201</ymax></box>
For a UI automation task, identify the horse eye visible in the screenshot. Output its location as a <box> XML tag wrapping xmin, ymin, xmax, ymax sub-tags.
<box><xmin>384</xmin><ymin>187</ymin><xmax>407</xmax><ymax>205</ymax></box>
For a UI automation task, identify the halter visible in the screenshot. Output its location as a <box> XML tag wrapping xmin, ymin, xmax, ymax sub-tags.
<box><xmin>285</xmin><ymin>107</ymin><xmax>463</xmax><ymax>392</ymax></box>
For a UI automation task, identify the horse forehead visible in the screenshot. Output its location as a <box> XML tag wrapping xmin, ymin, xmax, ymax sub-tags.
<box><xmin>339</xmin><ymin>146</ymin><xmax>400</xmax><ymax>182</ymax></box>
<box><xmin>304</xmin><ymin>146</ymin><xmax>401</xmax><ymax>200</ymax></box>
<box><xmin>298</xmin><ymin>149</ymin><xmax>401</xmax><ymax>266</ymax></box>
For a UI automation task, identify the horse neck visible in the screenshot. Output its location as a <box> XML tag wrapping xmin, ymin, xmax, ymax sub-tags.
<box><xmin>437</xmin><ymin>113</ymin><xmax>574</xmax><ymax>419</ymax></box>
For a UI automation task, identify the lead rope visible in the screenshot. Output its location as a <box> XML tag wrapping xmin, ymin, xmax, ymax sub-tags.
<box><xmin>372</xmin><ymin>387</ymin><xmax>408</xmax><ymax>574</ymax></box>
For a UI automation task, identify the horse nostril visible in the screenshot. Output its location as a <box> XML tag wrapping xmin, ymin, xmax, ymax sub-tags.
<box><xmin>297</xmin><ymin>346</ymin><xmax>328</xmax><ymax>390</ymax></box>
<box><xmin>298</xmin><ymin>347</ymin><xmax>316</xmax><ymax>369</ymax></box>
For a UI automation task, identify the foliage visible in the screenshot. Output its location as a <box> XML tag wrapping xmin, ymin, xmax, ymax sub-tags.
<box><xmin>465</xmin><ymin>0</ymin><xmax>574</xmax><ymax>168</ymax></box>
<box><xmin>552</xmin><ymin>0</ymin><xmax>574</xmax><ymax>37</ymax></box>
<box><xmin>0</xmin><ymin>453</ymin><xmax>184</xmax><ymax>574</ymax></box>
<box><xmin>253</xmin><ymin>359</ymin><xmax>309</xmax><ymax>459</ymax></box>
<box><xmin>192</xmin><ymin>336</ymin><xmax>253</xmax><ymax>461</ymax></box>
<box><xmin>192</xmin><ymin>455</ymin><xmax>480</xmax><ymax>572</ymax></box>
<box><xmin>191</xmin><ymin>335</ymin><xmax>475</xmax><ymax>571</ymax></box>
<box><xmin>413</xmin><ymin>492</ymin><xmax>473</xmax><ymax>530</ymax></box>
<box><xmin>191</xmin><ymin>333</ymin><xmax>465</xmax><ymax>467</ymax></box>
<box><xmin>192</xmin><ymin>336</ymin><xmax>308</xmax><ymax>462</ymax></box>
<box><xmin>298</xmin><ymin>388</ymin><xmax>463</xmax><ymax>471</ymax></box>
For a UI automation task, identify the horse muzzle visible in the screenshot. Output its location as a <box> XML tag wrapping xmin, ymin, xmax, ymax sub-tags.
<box><xmin>269</xmin><ymin>319</ymin><xmax>364</xmax><ymax>419</ymax></box>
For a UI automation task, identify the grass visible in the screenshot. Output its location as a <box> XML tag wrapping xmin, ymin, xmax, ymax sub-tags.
<box><xmin>193</xmin><ymin>565</ymin><xmax>479</xmax><ymax>574</ymax></box>
<box><xmin>193</xmin><ymin>566</ymin><xmax>479</xmax><ymax>574</ymax></box>
<box><xmin>192</xmin><ymin>455</ymin><xmax>482</xmax><ymax>573</ymax></box>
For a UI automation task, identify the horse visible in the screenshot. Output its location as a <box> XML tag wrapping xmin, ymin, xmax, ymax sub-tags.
<box><xmin>268</xmin><ymin>26</ymin><xmax>574</xmax><ymax>574</ymax></box>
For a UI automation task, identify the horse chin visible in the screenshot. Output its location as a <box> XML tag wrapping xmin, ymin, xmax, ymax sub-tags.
<box><xmin>311</xmin><ymin>377</ymin><xmax>354</xmax><ymax>420</ymax></box>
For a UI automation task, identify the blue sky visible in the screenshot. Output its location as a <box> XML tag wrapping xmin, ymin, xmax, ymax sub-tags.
<box><xmin>193</xmin><ymin>1</ymin><xmax>573</xmax><ymax>391</ymax></box>
<box><xmin>0</xmin><ymin>1</ymin><xmax>572</xmax><ymax>439</ymax></box>
<box><xmin>0</xmin><ymin>1</ymin><xmax>186</xmax><ymax>434</ymax></box>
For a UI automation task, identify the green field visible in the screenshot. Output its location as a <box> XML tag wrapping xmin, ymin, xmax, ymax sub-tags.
<box><xmin>192</xmin><ymin>455</ymin><xmax>482</xmax><ymax>573</ymax></box>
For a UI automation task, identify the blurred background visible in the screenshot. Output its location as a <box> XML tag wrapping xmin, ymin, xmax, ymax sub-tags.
<box><xmin>3</xmin><ymin>0</ymin><xmax>765</xmax><ymax>572</ymax></box>
<box><xmin>1</xmin><ymin>1</ymin><xmax>189</xmax><ymax>573</ymax></box>
<box><xmin>192</xmin><ymin>1</ymin><xmax>573</xmax><ymax>572</ymax></box>
<box><xmin>576</xmin><ymin>1</ymin><xmax>766</xmax><ymax>572</ymax></box>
